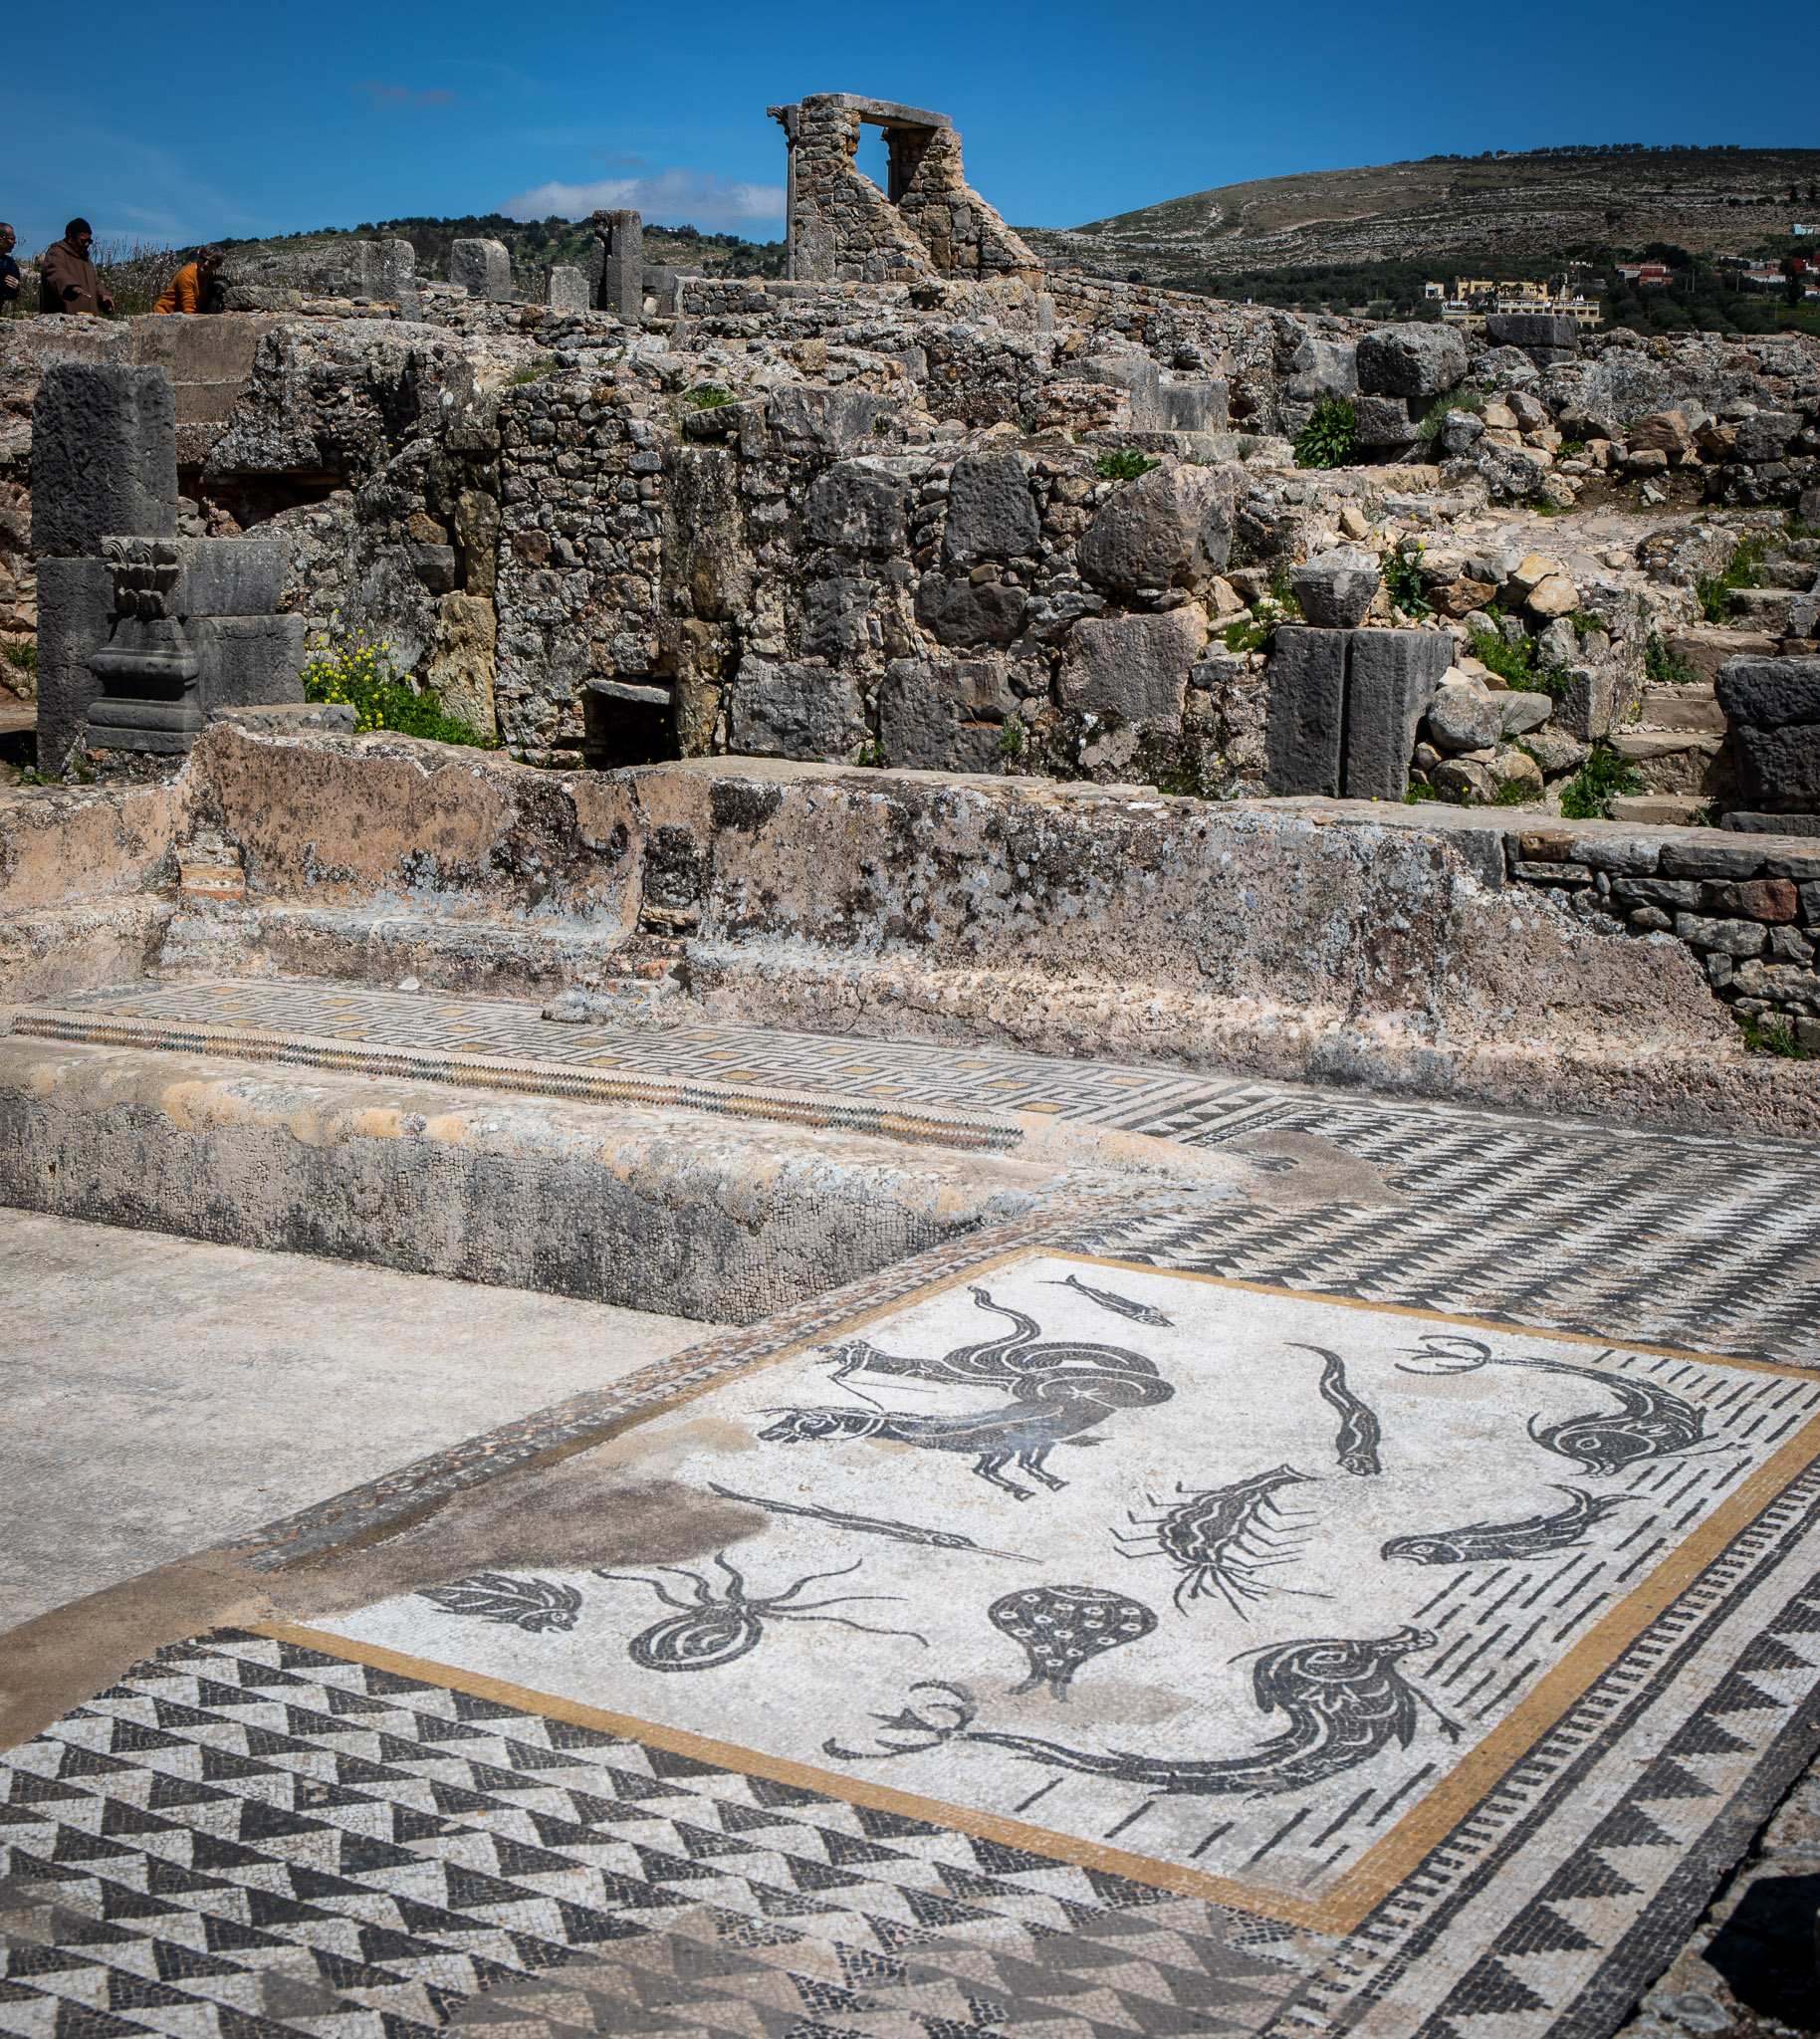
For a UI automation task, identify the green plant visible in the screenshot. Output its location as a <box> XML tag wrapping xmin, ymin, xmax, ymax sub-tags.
<box><xmin>1696</xmin><ymin>534</ymin><xmax>1771</xmax><ymax>621</ymax></box>
<box><xmin>1559</xmin><ymin>745</ymin><xmax>1643</xmax><ymax>819</ymax></box>
<box><xmin>1414</xmin><ymin>389</ymin><xmax>1483</xmax><ymax>445</ymax></box>
<box><xmin>1383</xmin><ymin>545</ymin><xmax>1432</xmax><ymax>617</ymax></box>
<box><xmin>1645</xmin><ymin>631</ymin><xmax>1699</xmax><ymax>685</ymax></box>
<box><xmin>1265</xmin><ymin>574</ymin><xmax>1304</xmax><ymax>620</ymax></box>
<box><xmin>301</xmin><ymin>635</ymin><xmax>496</xmax><ymax>749</ymax></box>
<box><xmin>686</xmin><ymin>385</ymin><xmax>734</xmax><ymax>409</ymax></box>
<box><xmin>1404</xmin><ymin>780</ymin><xmax>1438</xmax><ymax>802</ymax></box>
<box><xmin>1567</xmin><ymin>610</ymin><xmax>1605</xmax><ymax>637</ymax></box>
<box><xmin>997</xmin><ymin>715</ymin><xmax>1026</xmax><ymax>759</ymax></box>
<box><xmin>1556</xmin><ymin>438</ymin><xmax>1586</xmax><ymax>457</ymax></box>
<box><xmin>1293</xmin><ymin>396</ymin><xmax>1356</xmax><ymax>470</ymax></box>
<box><xmin>508</xmin><ymin>357</ymin><xmax>560</xmax><ymax>386</ymax></box>
<box><xmin>854</xmin><ymin>739</ymin><xmax>886</xmax><ymax>768</ymax></box>
<box><xmin>1094</xmin><ymin>450</ymin><xmax>1159</xmax><ymax>482</ymax></box>
<box><xmin>4</xmin><ymin>643</ymin><xmax>36</xmax><ymax>672</ymax></box>
<box><xmin>1734</xmin><ymin>1010</ymin><xmax>1814</xmax><ymax>1058</ymax></box>
<box><xmin>1237</xmin><ymin>436</ymin><xmax>1256</xmax><ymax>462</ymax></box>
<box><xmin>1491</xmin><ymin>780</ymin><xmax>1537</xmax><ymax>805</ymax></box>
<box><xmin>1224</xmin><ymin>617</ymin><xmax>1268</xmax><ymax>653</ymax></box>
<box><xmin>1466</xmin><ymin>624</ymin><xmax>1574</xmax><ymax>701</ymax></box>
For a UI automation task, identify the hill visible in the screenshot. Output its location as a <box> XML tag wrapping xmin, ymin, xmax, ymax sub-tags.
<box><xmin>1019</xmin><ymin>145</ymin><xmax>1820</xmax><ymax>292</ymax></box>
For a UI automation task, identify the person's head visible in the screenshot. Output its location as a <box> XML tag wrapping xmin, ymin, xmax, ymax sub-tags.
<box><xmin>0</xmin><ymin>225</ymin><xmax>14</xmax><ymax>255</ymax></box>
<box><xmin>65</xmin><ymin>218</ymin><xmax>93</xmax><ymax>253</ymax></box>
<box><xmin>198</xmin><ymin>246</ymin><xmax>223</xmax><ymax>274</ymax></box>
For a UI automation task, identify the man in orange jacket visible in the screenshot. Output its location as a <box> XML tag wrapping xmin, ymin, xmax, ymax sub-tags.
<box><xmin>154</xmin><ymin>246</ymin><xmax>223</xmax><ymax>315</ymax></box>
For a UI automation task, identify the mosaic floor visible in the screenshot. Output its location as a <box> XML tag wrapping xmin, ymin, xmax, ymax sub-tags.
<box><xmin>6</xmin><ymin>1237</ymin><xmax>1820</xmax><ymax>2039</ymax></box>
<box><xmin>17</xmin><ymin>981</ymin><xmax>1820</xmax><ymax>1367</ymax></box>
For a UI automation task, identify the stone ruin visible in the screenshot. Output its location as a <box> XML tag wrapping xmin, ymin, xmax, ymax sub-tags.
<box><xmin>31</xmin><ymin>362</ymin><xmax>307</xmax><ymax>767</ymax></box>
<box><xmin>3</xmin><ymin>88</ymin><xmax>1820</xmax><ymax>1041</ymax></box>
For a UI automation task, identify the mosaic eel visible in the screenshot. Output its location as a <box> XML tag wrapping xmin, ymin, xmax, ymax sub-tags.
<box><xmin>825</xmin><ymin>1626</ymin><xmax>1455</xmax><ymax>1795</ymax></box>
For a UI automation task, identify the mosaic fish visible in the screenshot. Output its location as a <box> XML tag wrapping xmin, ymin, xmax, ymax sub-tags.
<box><xmin>704</xmin><ymin>1483</ymin><xmax>1035</xmax><ymax>1561</ymax></box>
<box><xmin>1399</xmin><ymin>1335</ymin><xmax>1736</xmax><ymax>1477</ymax></box>
<box><xmin>825</xmin><ymin>1626</ymin><xmax>1457</xmax><ymax>1796</ymax></box>
<box><xmin>1041</xmin><ymin>1271</ymin><xmax>1174</xmax><ymax>1326</ymax></box>
<box><xmin>416</xmin><ymin>1574</ymin><xmax>581</xmax><ymax>1634</ymax></box>
<box><xmin>1380</xmin><ymin>1485</ymin><xmax>1637</xmax><ymax>1566</ymax></box>
<box><xmin>1300</xmin><ymin>1345</ymin><xmax>1384</xmax><ymax>1475</ymax></box>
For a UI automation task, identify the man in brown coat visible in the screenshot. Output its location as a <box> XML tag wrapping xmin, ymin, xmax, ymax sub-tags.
<box><xmin>40</xmin><ymin>220</ymin><xmax>113</xmax><ymax>316</ymax></box>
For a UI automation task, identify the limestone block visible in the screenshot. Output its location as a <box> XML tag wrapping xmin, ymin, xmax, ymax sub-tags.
<box><xmin>1289</xmin><ymin>548</ymin><xmax>1381</xmax><ymax>629</ymax></box>
<box><xmin>1427</xmin><ymin>681</ymin><xmax>1504</xmax><ymax>753</ymax></box>
<box><xmin>1734</xmin><ymin>412</ymin><xmax>1799</xmax><ymax>465</ymax></box>
<box><xmin>729</xmin><ymin>657</ymin><xmax>865</xmax><ymax>759</ymax></box>
<box><xmin>766</xmin><ymin>386</ymin><xmax>890</xmax><ymax>455</ymax></box>
<box><xmin>168</xmin><ymin>539</ymin><xmax>285</xmax><ymax>617</ymax></box>
<box><xmin>1285</xmin><ymin>338</ymin><xmax>1357</xmax><ymax>403</ymax></box>
<box><xmin>1505</xmin><ymin>555</ymin><xmax>1561</xmax><ymax>601</ymax></box>
<box><xmin>1158</xmin><ymin>380</ymin><xmax>1230</xmax><ymax>433</ymax></box>
<box><xmin>428</xmin><ymin>592</ymin><xmax>497</xmax><ymax>734</ymax></box>
<box><xmin>800</xmin><ymin>576</ymin><xmax>875</xmax><ymax>659</ymax></box>
<box><xmin>31</xmin><ymin>364</ymin><xmax>178</xmax><ymax>560</ymax></box>
<box><xmin>880</xmin><ymin>657</ymin><xmax>1019</xmax><ymax>772</ymax></box>
<box><xmin>1264</xmin><ymin>626</ymin><xmax>1349</xmax><ymax>795</ymax></box>
<box><xmin>1058</xmin><ymin>605</ymin><xmax>1207</xmax><ymax>732</ymax></box>
<box><xmin>1484</xmin><ymin>312</ymin><xmax>1580</xmax><ymax>355</ymax></box>
<box><xmin>1499</xmin><ymin>691</ymin><xmax>1554</xmax><ymax>736</ymax></box>
<box><xmin>1715</xmin><ymin>656</ymin><xmax>1820</xmax><ymax>729</ymax></box>
<box><xmin>1076</xmin><ymin>460</ymin><xmax>1234</xmax><ymax>595</ymax></box>
<box><xmin>1438</xmin><ymin>409</ymin><xmax>1485</xmax><ymax>457</ymax></box>
<box><xmin>1353</xmin><ymin>395</ymin><xmax>1416</xmax><ymax>446</ymax></box>
<box><xmin>1526</xmin><ymin>574</ymin><xmax>1580</xmax><ymax>619</ymax></box>
<box><xmin>187</xmin><ymin>615</ymin><xmax>307</xmax><ymax>708</ymax></box>
<box><xmin>1344</xmin><ymin>629</ymin><xmax>1451</xmax><ymax>801</ymax></box>
<box><xmin>942</xmin><ymin>452</ymin><xmax>1039</xmax><ymax>563</ymax></box>
<box><xmin>547</xmin><ymin>267</ymin><xmax>590</xmax><ymax>315</ymax></box>
<box><xmin>915</xmin><ymin>572</ymin><xmax>1027</xmax><ymax>648</ymax></box>
<box><xmin>450</xmin><ymin>239</ymin><xmax>514</xmax><ymax>303</ymax></box>
<box><xmin>34</xmin><ymin>557</ymin><xmax>114</xmax><ymax>771</ymax></box>
<box><xmin>1355</xmin><ymin>324</ymin><xmax>1468</xmax><ymax>398</ymax></box>
<box><xmin>804</xmin><ymin>461</ymin><xmax>908</xmax><ymax>554</ymax></box>
<box><xmin>1731</xmin><ymin>725</ymin><xmax>1820</xmax><ymax>810</ymax></box>
<box><xmin>1554</xmin><ymin>664</ymin><xmax>1619</xmax><ymax>742</ymax></box>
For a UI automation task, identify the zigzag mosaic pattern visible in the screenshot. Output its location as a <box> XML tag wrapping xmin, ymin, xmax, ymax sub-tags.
<box><xmin>0</xmin><ymin>1633</ymin><xmax>1311</xmax><ymax>2039</ymax></box>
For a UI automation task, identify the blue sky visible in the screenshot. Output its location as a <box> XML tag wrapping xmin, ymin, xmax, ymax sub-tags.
<box><xmin>6</xmin><ymin>0</ymin><xmax>1816</xmax><ymax>259</ymax></box>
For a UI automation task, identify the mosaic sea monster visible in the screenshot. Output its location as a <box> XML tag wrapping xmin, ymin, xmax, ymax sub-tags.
<box><xmin>594</xmin><ymin>1553</ymin><xmax>929</xmax><ymax>1671</ymax></box>
<box><xmin>826</xmin><ymin>1626</ymin><xmax>1458</xmax><ymax>1795</ymax></box>
<box><xmin>1398</xmin><ymin>1335</ymin><xmax>1738</xmax><ymax>1476</ymax></box>
<box><xmin>1381</xmin><ymin>1484</ymin><xmax>1636</xmax><ymax>1565</ymax></box>
<box><xmin>1113</xmin><ymin>1465</ymin><xmax>1323</xmax><ymax>1617</ymax></box>
<box><xmin>762</xmin><ymin>1288</ymin><xmax>1174</xmax><ymax>1499</ymax></box>
<box><xmin>1300</xmin><ymin>1345</ymin><xmax>1384</xmax><ymax>1475</ymax></box>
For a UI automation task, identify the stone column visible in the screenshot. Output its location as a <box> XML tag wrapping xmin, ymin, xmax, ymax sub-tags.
<box><xmin>32</xmin><ymin>364</ymin><xmax>178</xmax><ymax>771</ymax></box>
<box><xmin>588</xmin><ymin>210</ymin><xmax>643</xmax><ymax>319</ymax></box>
<box><xmin>450</xmin><ymin>239</ymin><xmax>514</xmax><ymax>303</ymax></box>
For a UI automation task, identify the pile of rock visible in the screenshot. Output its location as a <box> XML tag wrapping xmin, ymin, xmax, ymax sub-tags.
<box><xmin>1350</xmin><ymin>324</ymin><xmax>1470</xmax><ymax>462</ymax></box>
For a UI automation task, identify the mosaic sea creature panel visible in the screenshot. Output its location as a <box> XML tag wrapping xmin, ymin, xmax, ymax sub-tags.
<box><xmin>313</xmin><ymin>1255</ymin><xmax>1820</xmax><ymax>1919</ymax></box>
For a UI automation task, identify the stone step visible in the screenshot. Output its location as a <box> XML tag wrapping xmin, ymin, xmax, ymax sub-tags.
<box><xmin>0</xmin><ymin>985</ymin><xmax>1252</xmax><ymax>1324</ymax></box>
<box><xmin>1638</xmin><ymin>684</ymin><xmax>1724</xmax><ymax>734</ymax></box>
<box><xmin>1606</xmin><ymin>729</ymin><xmax>1726</xmax><ymax>795</ymax></box>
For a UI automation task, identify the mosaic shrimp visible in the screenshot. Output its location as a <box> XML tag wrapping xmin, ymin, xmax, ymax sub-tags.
<box><xmin>1112</xmin><ymin>1464</ymin><xmax>1322</xmax><ymax>1617</ymax></box>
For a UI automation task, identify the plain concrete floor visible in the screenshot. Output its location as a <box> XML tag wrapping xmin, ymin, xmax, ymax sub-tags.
<box><xmin>0</xmin><ymin>1209</ymin><xmax>723</xmax><ymax>1633</ymax></box>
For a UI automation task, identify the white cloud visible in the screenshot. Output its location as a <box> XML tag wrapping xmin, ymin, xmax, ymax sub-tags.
<box><xmin>501</xmin><ymin>167</ymin><xmax>787</xmax><ymax>231</ymax></box>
